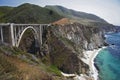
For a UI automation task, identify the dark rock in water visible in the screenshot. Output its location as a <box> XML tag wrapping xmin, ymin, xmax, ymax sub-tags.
<box><xmin>94</xmin><ymin>63</ymin><xmax>100</xmax><ymax>72</ymax></box>
<box><xmin>104</xmin><ymin>42</ymin><xmax>109</xmax><ymax>46</ymax></box>
<box><xmin>111</xmin><ymin>44</ymin><xmax>114</xmax><ymax>45</ymax></box>
<box><xmin>98</xmin><ymin>46</ymin><xmax>102</xmax><ymax>48</ymax></box>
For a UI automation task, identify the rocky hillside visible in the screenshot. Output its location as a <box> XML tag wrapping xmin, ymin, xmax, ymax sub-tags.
<box><xmin>37</xmin><ymin>22</ymin><xmax>105</xmax><ymax>77</ymax></box>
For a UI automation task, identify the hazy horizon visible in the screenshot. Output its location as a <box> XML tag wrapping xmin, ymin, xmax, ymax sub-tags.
<box><xmin>0</xmin><ymin>0</ymin><xmax>120</xmax><ymax>26</ymax></box>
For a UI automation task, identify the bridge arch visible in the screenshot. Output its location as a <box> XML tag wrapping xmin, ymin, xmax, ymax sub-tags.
<box><xmin>16</xmin><ymin>26</ymin><xmax>39</xmax><ymax>47</ymax></box>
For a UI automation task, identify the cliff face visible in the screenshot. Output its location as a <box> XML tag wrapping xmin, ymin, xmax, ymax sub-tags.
<box><xmin>43</xmin><ymin>23</ymin><xmax>105</xmax><ymax>74</ymax></box>
<box><xmin>52</xmin><ymin>23</ymin><xmax>104</xmax><ymax>50</ymax></box>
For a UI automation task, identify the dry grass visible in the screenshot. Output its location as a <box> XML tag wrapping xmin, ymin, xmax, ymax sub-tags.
<box><xmin>52</xmin><ymin>18</ymin><xmax>71</xmax><ymax>25</ymax></box>
<box><xmin>0</xmin><ymin>52</ymin><xmax>54</xmax><ymax>80</ymax></box>
<box><xmin>0</xmin><ymin>44</ymin><xmax>67</xmax><ymax>80</ymax></box>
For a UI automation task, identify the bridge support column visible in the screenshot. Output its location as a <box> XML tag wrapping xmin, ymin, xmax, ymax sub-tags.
<box><xmin>14</xmin><ymin>26</ymin><xmax>17</xmax><ymax>46</ymax></box>
<box><xmin>10</xmin><ymin>23</ymin><xmax>15</xmax><ymax>46</ymax></box>
<box><xmin>39</xmin><ymin>25</ymin><xmax>42</xmax><ymax>45</ymax></box>
<box><xmin>0</xmin><ymin>26</ymin><xmax>4</xmax><ymax>43</ymax></box>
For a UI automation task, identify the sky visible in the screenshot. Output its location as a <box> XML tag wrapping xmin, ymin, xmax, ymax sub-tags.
<box><xmin>0</xmin><ymin>0</ymin><xmax>120</xmax><ymax>25</ymax></box>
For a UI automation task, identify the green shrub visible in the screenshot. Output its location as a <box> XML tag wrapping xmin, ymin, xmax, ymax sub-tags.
<box><xmin>47</xmin><ymin>65</ymin><xmax>62</xmax><ymax>76</ymax></box>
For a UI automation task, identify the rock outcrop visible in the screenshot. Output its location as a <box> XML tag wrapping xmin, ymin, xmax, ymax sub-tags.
<box><xmin>42</xmin><ymin>23</ymin><xmax>105</xmax><ymax>75</ymax></box>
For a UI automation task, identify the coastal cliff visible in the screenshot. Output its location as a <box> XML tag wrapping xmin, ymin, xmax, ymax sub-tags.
<box><xmin>41</xmin><ymin>23</ymin><xmax>105</xmax><ymax>76</ymax></box>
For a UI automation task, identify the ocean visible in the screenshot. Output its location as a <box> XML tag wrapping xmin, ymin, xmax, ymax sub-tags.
<box><xmin>95</xmin><ymin>32</ymin><xmax>120</xmax><ymax>80</ymax></box>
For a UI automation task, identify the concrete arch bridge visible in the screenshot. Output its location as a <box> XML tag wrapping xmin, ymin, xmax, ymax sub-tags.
<box><xmin>0</xmin><ymin>23</ymin><xmax>50</xmax><ymax>48</ymax></box>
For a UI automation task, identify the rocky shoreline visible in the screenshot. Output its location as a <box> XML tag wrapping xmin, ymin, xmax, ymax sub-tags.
<box><xmin>61</xmin><ymin>47</ymin><xmax>106</xmax><ymax>80</ymax></box>
<box><xmin>81</xmin><ymin>47</ymin><xmax>106</xmax><ymax>80</ymax></box>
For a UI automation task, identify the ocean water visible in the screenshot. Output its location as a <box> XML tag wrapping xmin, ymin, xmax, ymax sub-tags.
<box><xmin>95</xmin><ymin>32</ymin><xmax>120</xmax><ymax>80</ymax></box>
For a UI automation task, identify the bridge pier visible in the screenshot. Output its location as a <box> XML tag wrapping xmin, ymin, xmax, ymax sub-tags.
<box><xmin>39</xmin><ymin>25</ymin><xmax>42</xmax><ymax>45</ymax></box>
<box><xmin>0</xmin><ymin>26</ymin><xmax>4</xmax><ymax>43</ymax></box>
<box><xmin>10</xmin><ymin>23</ymin><xmax>15</xmax><ymax>46</ymax></box>
<box><xmin>14</xmin><ymin>26</ymin><xmax>17</xmax><ymax>46</ymax></box>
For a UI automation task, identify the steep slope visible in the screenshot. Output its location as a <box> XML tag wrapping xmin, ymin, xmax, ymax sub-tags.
<box><xmin>40</xmin><ymin>23</ymin><xmax>105</xmax><ymax>77</ymax></box>
<box><xmin>0</xmin><ymin>3</ymin><xmax>63</xmax><ymax>23</ymax></box>
<box><xmin>45</xmin><ymin>5</ymin><xmax>107</xmax><ymax>25</ymax></box>
<box><xmin>0</xmin><ymin>45</ymin><xmax>67</xmax><ymax>80</ymax></box>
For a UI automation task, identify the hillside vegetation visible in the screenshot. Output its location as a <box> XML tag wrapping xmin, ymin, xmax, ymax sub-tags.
<box><xmin>0</xmin><ymin>3</ymin><xmax>111</xmax><ymax>26</ymax></box>
<box><xmin>0</xmin><ymin>3</ymin><xmax>63</xmax><ymax>24</ymax></box>
<box><xmin>0</xmin><ymin>3</ymin><xmax>115</xmax><ymax>29</ymax></box>
<box><xmin>45</xmin><ymin>5</ymin><xmax>108</xmax><ymax>25</ymax></box>
<box><xmin>0</xmin><ymin>6</ymin><xmax>13</xmax><ymax>17</ymax></box>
